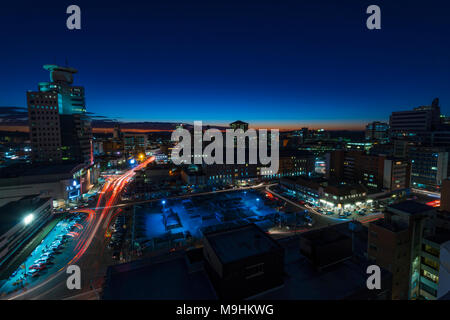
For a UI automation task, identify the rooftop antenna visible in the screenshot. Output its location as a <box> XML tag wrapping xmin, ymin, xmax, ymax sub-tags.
<box><xmin>65</xmin><ymin>57</ymin><xmax>69</xmax><ymax>67</ymax></box>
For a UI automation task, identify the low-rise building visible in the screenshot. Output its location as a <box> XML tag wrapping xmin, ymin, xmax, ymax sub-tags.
<box><xmin>0</xmin><ymin>162</ymin><xmax>98</xmax><ymax>207</ymax></box>
<box><xmin>203</xmin><ymin>223</ymin><xmax>284</xmax><ymax>299</ymax></box>
<box><xmin>103</xmin><ymin>222</ymin><xmax>392</xmax><ymax>300</ymax></box>
<box><xmin>368</xmin><ymin>201</ymin><xmax>437</xmax><ymax>300</ymax></box>
<box><xmin>0</xmin><ymin>196</ymin><xmax>53</xmax><ymax>276</ymax></box>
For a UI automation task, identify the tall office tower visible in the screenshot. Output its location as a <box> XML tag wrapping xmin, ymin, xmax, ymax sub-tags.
<box><xmin>60</xmin><ymin>113</ymin><xmax>93</xmax><ymax>163</ymax></box>
<box><xmin>389</xmin><ymin>98</ymin><xmax>442</xmax><ymax>143</ymax></box>
<box><xmin>408</xmin><ymin>146</ymin><xmax>448</xmax><ymax>190</ymax></box>
<box><xmin>365</xmin><ymin>121</ymin><xmax>389</xmax><ymax>142</ymax></box>
<box><xmin>113</xmin><ymin>124</ymin><xmax>122</xmax><ymax>140</ymax></box>
<box><xmin>27</xmin><ymin>64</ymin><xmax>92</xmax><ymax>164</ymax></box>
<box><xmin>27</xmin><ymin>91</ymin><xmax>62</xmax><ymax>162</ymax></box>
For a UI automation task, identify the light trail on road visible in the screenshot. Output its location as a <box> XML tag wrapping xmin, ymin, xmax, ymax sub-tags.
<box><xmin>6</xmin><ymin>156</ymin><xmax>155</xmax><ymax>300</ymax></box>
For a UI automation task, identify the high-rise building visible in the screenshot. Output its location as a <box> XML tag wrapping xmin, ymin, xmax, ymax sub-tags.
<box><xmin>27</xmin><ymin>64</ymin><xmax>92</xmax><ymax>164</ymax></box>
<box><xmin>327</xmin><ymin>150</ymin><xmax>411</xmax><ymax>191</ymax></box>
<box><xmin>113</xmin><ymin>124</ymin><xmax>122</xmax><ymax>140</ymax></box>
<box><xmin>389</xmin><ymin>98</ymin><xmax>444</xmax><ymax>145</ymax></box>
<box><xmin>277</xmin><ymin>149</ymin><xmax>315</xmax><ymax>178</ymax></box>
<box><xmin>27</xmin><ymin>91</ymin><xmax>62</xmax><ymax>162</ymax></box>
<box><xmin>123</xmin><ymin>133</ymin><xmax>148</xmax><ymax>156</ymax></box>
<box><xmin>365</xmin><ymin>121</ymin><xmax>389</xmax><ymax>142</ymax></box>
<box><xmin>60</xmin><ymin>113</ymin><xmax>93</xmax><ymax>163</ymax></box>
<box><xmin>408</xmin><ymin>146</ymin><xmax>448</xmax><ymax>190</ymax></box>
<box><xmin>390</xmin><ymin>98</ymin><xmax>441</xmax><ymax>135</ymax></box>
<box><xmin>383</xmin><ymin>158</ymin><xmax>411</xmax><ymax>191</ymax></box>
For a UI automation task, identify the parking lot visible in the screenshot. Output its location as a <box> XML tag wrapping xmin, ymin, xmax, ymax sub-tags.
<box><xmin>0</xmin><ymin>212</ymin><xmax>88</xmax><ymax>296</ymax></box>
<box><xmin>130</xmin><ymin>189</ymin><xmax>314</xmax><ymax>254</ymax></box>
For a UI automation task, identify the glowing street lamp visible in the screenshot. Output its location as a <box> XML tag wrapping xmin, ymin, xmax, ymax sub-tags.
<box><xmin>23</xmin><ymin>214</ymin><xmax>34</xmax><ymax>225</ymax></box>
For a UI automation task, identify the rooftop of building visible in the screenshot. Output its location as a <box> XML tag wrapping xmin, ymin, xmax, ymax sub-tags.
<box><xmin>0</xmin><ymin>195</ymin><xmax>51</xmax><ymax>235</ymax></box>
<box><xmin>299</xmin><ymin>224</ymin><xmax>349</xmax><ymax>246</ymax></box>
<box><xmin>388</xmin><ymin>200</ymin><xmax>434</xmax><ymax>215</ymax></box>
<box><xmin>281</xmin><ymin>175</ymin><xmax>327</xmax><ymax>189</ymax></box>
<box><xmin>103</xmin><ymin>223</ymin><xmax>388</xmax><ymax>300</ymax></box>
<box><xmin>424</xmin><ymin>228</ymin><xmax>450</xmax><ymax>245</ymax></box>
<box><xmin>102</xmin><ymin>251</ymin><xmax>217</xmax><ymax>300</ymax></box>
<box><xmin>203</xmin><ymin>223</ymin><xmax>282</xmax><ymax>264</ymax></box>
<box><xmin>371</xmin><ymin>218</ymin><xmax>409</xmax><ymax>233</ymax></box>
<box><xmin>324</xmin><ymin>183</ymin><xmax>367</xmax><ymax>197</ymax></box>
<box><xmin>257</xmin><ymin>240</ymin><xmax>388</xmax><ymax>300</ymax></box>
<box><xmin>0</xmin><ymin>162</ymin><xmax>83</xmax><ymax>179</ymax></box>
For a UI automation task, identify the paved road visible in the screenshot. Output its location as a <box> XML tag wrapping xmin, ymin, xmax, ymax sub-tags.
<box><xmin>4</xmin><ymin>157</ymin><xmax>155</xmax><ymax>300</ymax></box>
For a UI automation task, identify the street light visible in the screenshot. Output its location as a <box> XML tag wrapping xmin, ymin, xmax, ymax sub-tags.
<box><xmin>23</xmin><ymin>213</ymin><xmax>34</xmax><ymax>225</ymax></box>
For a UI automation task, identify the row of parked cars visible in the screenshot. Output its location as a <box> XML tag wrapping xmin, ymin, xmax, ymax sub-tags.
<box><xmin>108</xmin><ymin>215</ymin><xmax>128</xmax><ymax>260</ymax></box>
<box><xmin>27</xmin><ymin>236</ymin><xmax>67</xmax><ymax>278</ymax></box>
<box><xmin>26</xmin><ymin>213</ymin><xmax>88</xmax><ymax>278</ymax></box>
<box><xmin>317</xmin><ymin>207</ymin><xmax>374</xmax><ymax>217</ymax></box>
<box><xmin>9</xmin><ymin>213</ymin><xmax>87</xmax><ymax>284</ymax></box>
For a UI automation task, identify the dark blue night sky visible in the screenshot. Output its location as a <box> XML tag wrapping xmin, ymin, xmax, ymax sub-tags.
<box><xmin>1</xmin><ymin>0</ymin><xmax>449</xmax><ymax>129</ymax></box>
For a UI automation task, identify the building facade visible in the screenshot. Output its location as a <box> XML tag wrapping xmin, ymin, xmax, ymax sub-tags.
<box><xmin>365</xmin><ymin>121</ymin><xmax>389</xmax><ymax>142</ymax></box>
<box><xmin>408</xmin><ymin>147</ymin><xmax>448</xmax><ymax>190</ymax></box>
<box><xmin>368</xmin><ymin>201</ymin><xmax>436</xmax><ymax>300</ymax></box>
<box><xmin>27</xmin><ymin>64</ymin><xmax>92</xmax><ymax>164</ymax></box>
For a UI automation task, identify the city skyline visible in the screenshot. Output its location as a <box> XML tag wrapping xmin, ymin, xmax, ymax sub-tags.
<box><xmin>1</xmin><ymin>0</ymin><xmax>450</xmax><ymax>130</ymax></box>
<box><xmin>1</xmin><ymin>1</ymin><xmax>450</xmax><ymax>304</ymax></box>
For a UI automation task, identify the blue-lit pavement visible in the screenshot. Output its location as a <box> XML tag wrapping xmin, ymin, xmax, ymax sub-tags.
<box><xmin>0</xmin><ymin>213</ymin><xmax>89</xmax><ymax>297</ymax></box>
